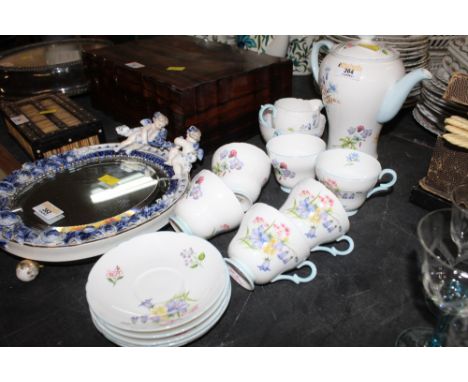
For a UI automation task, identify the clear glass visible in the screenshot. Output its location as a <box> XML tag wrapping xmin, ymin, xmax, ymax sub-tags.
<box><xmin>396</xmin><ymin>209</ymin><xmax>468</xmax><ymax>346</ymax></box>
<box><xmin>451</xmin><ymin>183</ymin><xmax>468</xmax><ymax>259</ymax></box>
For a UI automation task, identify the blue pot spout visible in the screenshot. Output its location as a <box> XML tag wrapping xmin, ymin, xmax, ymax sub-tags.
<box><xmin>377</xmin><ymin>68</ymin><xmax>433</xmax><ymax>124</ymax></box>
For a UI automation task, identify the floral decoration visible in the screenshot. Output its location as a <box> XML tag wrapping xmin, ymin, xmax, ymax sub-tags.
<box><xmin>271</xmin><ymin>159</ymin><xmax>295</xmax><ymax>181</ymax></box>
<box><xmin>131</xmin><ymin>292</ymin><xmax>197</xmax><ymax>325</ymax></box>
<box><xmin>237</xmin><ymin>35</ymin><xmax>273</xmax><ymax>53</ymax></box>
<box><xmin>320</xmin><ymin>67</ymin><xmax>339</xmax><ymax>105</ymax></box>
<box><xmin>239</xmin><ymin>216</ymin><xmax>297</xmax><ymax>272</ymax></box>
<box><xmin>220</xmin><ymin>223</ymin><xmax>231</xmax><ymax>231</ymax></box>
<box><xmin>345</xmin><ymin>152</ymin><xmax>360</xmax><ymax>166</ymax></box>
<box><xmin>180</xmin><ymin>247</ymin><xmax>206</xmax><ymax>268</ymax></box>
<box><xmin>212</xmin><ymin>148</ymin><xmax>243</xmax><ymax>177</ymax></box>
<box><xmin>188</xmin><ymin>175</ymin><xmax>204</xmax><ymax>200</ymax></box>
<box><xmin>285</xmin><ymin>190</ymin><xmax>342</xmax><ymax>239</ymax></box>
<box><xmin>339</xmin><ymin>125</ymin><xmax>372</xmax><ymax>149</ymax></box>
<box><xmin>106</xmin><ymin>265</ymin><xmax>124</xmax><ymax>286</ymax></box>
<box><xmin>287</xmin><ymin>36</ymin><xmax>317</xmax><ymax>75</ymax></box>
<box><xmin>322</xmin><ymin>178</ymin><xmax>356</xmax><ymax>200</ymax></box>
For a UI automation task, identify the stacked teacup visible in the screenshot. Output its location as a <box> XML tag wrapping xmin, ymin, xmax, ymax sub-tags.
<box><xmin>169</xmin><ymin>143</ymin><xmax>272</xmax><ymax>239</ymax></box>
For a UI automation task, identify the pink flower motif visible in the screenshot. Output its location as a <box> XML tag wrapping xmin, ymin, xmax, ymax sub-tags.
<box><xmin>195</xmin><ymin>176</ymin><xmax>204</xmax><ymax>184</ymax></box>
<box><xmin>229</xmin><ymin>149</ymin><xmax>237</xmax><ymax>158</ymax></box>
<box><xmin>254</xmin><ymin>216</ymin><xmax>265</xmax><ymax>224</ymax></box>
<box><xmin>106</xmin><ymin>265</ymin><xmax>124</xmax><ymax>286</ymax></box>
<box><xmin>279</xmin><ymin>162</ymin><xmax>288</xmax><ymax>169</ymax></box>
<box><xmin>356</xmin><ymin>125</ymin><xmax>365</xmax><ymax>132</ymax></box>
<box><xmin>220</xmin><ymin>223</ymin><xmax>230</xmax><ymax>230</ymax></box>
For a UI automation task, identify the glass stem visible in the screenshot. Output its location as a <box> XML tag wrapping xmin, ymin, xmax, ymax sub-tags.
<box><xmin>428</xmin><ymin>313</ymin><xmax>452</xmax><ymax>347</ymax></box>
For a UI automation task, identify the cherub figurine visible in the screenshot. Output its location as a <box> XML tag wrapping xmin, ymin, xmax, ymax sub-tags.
<box><xmin>166</xmin><ymin>126</ymin><xmax>203</xmax><ymax>179</ymax></box>
<box><xmin>115</xmin><ymin>112</ymin><xmax>169</xmax><ymax>153</ymax></box>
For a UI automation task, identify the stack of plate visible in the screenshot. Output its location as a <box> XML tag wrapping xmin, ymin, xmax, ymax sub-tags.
<box><xmin>428</xmin><ymin>35</ymin><xmax>458</xmax><ymax>72</ymax></box>
<box><xmin>322</xmin><ymin>35</ymin><xmax>430</xmax><ymax>107</ymax></box>
<box><xmin>413</xmin><ymin>37</ymin><xmax>468</xmax><ymax>135</ymax></box>
<box><xmin>86</xmin><ymin>231</ymin><xmax>231</xmax><ymax>346</ymax></box>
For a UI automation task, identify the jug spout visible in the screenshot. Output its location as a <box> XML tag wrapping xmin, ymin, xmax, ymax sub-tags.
<box><xmin>377</xmin><ymin>68</ymin><xmax>432</xmax><ymax>124</ymax></box>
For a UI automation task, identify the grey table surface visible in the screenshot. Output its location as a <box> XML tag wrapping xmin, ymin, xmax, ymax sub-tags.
<box><xmin>0</xmin><ymin>76</ymin><xmax>438</xmax><ymax>346</ymax></box>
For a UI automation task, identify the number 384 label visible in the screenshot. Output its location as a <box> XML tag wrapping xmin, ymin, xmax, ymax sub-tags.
<box><xmin>338</xmin><ymin>62</ymin><xmax>363</xmax><ymax>81</ymax></box>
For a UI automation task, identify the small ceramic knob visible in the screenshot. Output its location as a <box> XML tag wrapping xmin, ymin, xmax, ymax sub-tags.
<box><xmin>16</xmin><ymin>260</ymin><xmax>41</xmax><ymax>282</ymax></box>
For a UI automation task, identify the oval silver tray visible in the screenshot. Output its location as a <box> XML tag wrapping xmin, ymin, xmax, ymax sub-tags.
<box><xmin>0</xmin><ymin>143</ymin><xmax>188</xmax><ymax>262</ymax></box>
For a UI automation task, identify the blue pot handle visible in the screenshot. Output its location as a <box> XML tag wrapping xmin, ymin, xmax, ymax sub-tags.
<box><xmin>311</xmin><ymin>40</ymin><xmax>335</xmax><ymax>83</ymax></box>
<box><xmin>271</xmin><ymin>260</ymin><xmax>317</xmax><ymax>285</ymax></box>
<box><xmin>259</xmin><ymin>104</ymin><xmax>276</xmax><ymax>131</ymax></box>
<box><xmin>367</xmin><ymin>169</ymin><xmax>397</xmax><ymax>198</ymax></box>
<box><xmin>312</xmin><ymin>235</ymin><xmax>354</xmax><ymax>256</ymax></box>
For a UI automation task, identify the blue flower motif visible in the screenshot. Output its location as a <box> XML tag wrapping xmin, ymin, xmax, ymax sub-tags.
<box><xmin>237</xmin><ymin>35</ymin><xmax>256</xmax><ymax>49</ymax></box>
<box><xmin>250</xmin><ymin>227</ymin><xmax>269</xmax><ymax>249</ymax></box>
<box><xmin>277</xmin><ymin>251</ymin><xmax>291</xmax><ymax>265</ymax></box>
<box><xmin>306</xmin><ymin>227</ymin><xmax>317</xmax><ymax>239</ymax></box>
<box><xmin>257</xmin><ymin>260</ymin><xmax>271</xmax><ymax>272</ymax></box>
<box><xmin>298</xmin><ymin>198</ymin><xmax>316</xmax><ymax>218</ymax></box>
<box><xmin>166</xmin><ymin>299</ymin><xmax>189</xmax><ymax>316</ymax></box>
<box><xmin>139</xmin><ymin>299</ymin><xmax>154</xmax><ymax>309</ymax></box>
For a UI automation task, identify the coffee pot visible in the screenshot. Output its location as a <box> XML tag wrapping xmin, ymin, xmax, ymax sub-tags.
<box><xmin>311</xmin><ymin>36</ymin><xmax>432</xmax><ymax>157</ymax></box>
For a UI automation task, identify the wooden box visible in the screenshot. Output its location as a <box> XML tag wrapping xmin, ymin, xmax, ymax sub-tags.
<box><xmin>82</xmin><ymin>36</ymin><xmax>292</xmax><ymax>149</ymax></box>
<box><xmin>0</xmin><ymin>93</ymin><xmax>105</xmax><ymax>159</ymax></box>
<box><xmin>419</xmin><ymin>136</ymin><xmax>468</xmax><ymax>200</ymax></box>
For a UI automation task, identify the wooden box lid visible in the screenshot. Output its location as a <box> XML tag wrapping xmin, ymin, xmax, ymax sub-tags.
<box><xmin>82</xmin><ymin>36</ymin><xmax>292</xmax><ymax>116</ymax></box>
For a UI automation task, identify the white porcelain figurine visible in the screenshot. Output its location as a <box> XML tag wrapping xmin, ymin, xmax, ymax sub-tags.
<box><xmin>166</xmin><ymin>126</ymin><xmax>203</xmax><ymax>179</ymax></box>
<box><xmin>115</xmin><ymin>112</ymin><xmax>169</xmax><ymax>153</ymax></box>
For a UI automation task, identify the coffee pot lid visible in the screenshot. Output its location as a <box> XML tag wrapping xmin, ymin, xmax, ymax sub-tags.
<box><xmin>332</xmin><ymin>36</ymin><xmax>399</xmax><ymax>62</ymax></box>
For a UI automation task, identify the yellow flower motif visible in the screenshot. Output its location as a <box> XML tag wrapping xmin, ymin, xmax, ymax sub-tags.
<box><xmin>309</xmin><ymin>212</ymin><xmax>321</xmax><ymax>224</ymax></box>
<box><xmin>150</xmin><ymin>305</ymin><xmax>167</xmax><ymax>317</ymax></box>
<box><xmin>262</xmin><ymin>238</ymin><xmax>277</xmax><ymax>256</ymax></box>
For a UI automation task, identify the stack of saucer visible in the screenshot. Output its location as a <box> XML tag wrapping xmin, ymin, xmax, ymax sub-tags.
<box><xmin>86</xmin><ymin>232</ymin><xmax>231</xmax><ymax>346</ymax></box>
<box><xmin>413</xmin><ymin>37</ymin><xmax>468</xmax><ymax>135</ymax></box>
<box><xmin>322</xmin><ymin>35</ymin><xmax>430</xmax><ymax>106</ymax></box>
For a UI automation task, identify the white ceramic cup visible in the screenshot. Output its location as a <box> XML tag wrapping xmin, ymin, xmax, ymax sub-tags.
<box><xmin>260</xmin><ymin>111</ymin><xmax>327</xmax><ymax>143</ymax></box>
<box><xmin>266</xmin><ymin>134</ymin><xmax>326</xmax><ymax>193</ymax></box>
<box><xmin>211</xmin><ymin>143</ymin><xmax>271</xmax><ymax>211</ymax></box>
<box><xmin>279</xmin><ymin>178</ymin><xmax>354</xmax><ymax>257</ymax></box>
<box><xmin>169</xmin><ymin>170</ymin><xmax>244</xmax><ymax>239</ymax></box>
<box><xmin>315</xmin><ymin>148</ymin><xmax>397</xmax><ymax>216</ymax></box>
<box><xmin>258</xmin><ymin>97</ymin><xmax>324</xmax><ymax>137</ymax></box>
<box><xmin>226</xmin><ymin>203</ymin><xmax>317</xmax><ymax>291</ymax></box>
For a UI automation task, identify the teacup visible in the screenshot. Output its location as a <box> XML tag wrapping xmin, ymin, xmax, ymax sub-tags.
<box><xmin>211</xmin><ymin>143</ymin><xmax>271</xmax><ymax>211</ymax></box>
<box><xmin>260</xmin><ymin>111</ymin><xmax>327</xmax><ymax>143</ymax></box>
<box><xmin>279</xmin><ymin>178</ymin><xmax>354</xmax><ymax>257</ymax></box>
<box><xmin>226</xmin><ymin>203</ymin><xmax>317</xmax><ymax>290</ymax></box>
<box><xmin>259</xmin><ymin>97</ymin><xmax>324</xmax><ymax>137</ymax></box>
<box><xmin>315</xmin><ymin>149</ymin><xmax>397</xmax><ymax>215</ymax></box>
<box><xmin>169</xmin><ymin>170</ymin><xmax>244</xmax><ymax>239</ymax></box>
<box><xmin>266</xmin><ymin>134</ymin><xmax>326</xmax><ymax>193</ymax></box>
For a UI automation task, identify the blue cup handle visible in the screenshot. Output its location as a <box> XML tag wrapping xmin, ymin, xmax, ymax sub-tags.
<box><xmin>312</xmin><ymin>235</ymin><xmax>354</xmax><ymax>256</ymax></box>
<box><xmin>271</xmin><ymin>260</ymin><xmax>317</xmax><ymax>285</ymax></box>
<box><xmin>259</xmin><ymin>104</ymin><xmax>277</xmax><ymax>131</ymax></box>
<box><xmin>366</xmin><ymin>169</ymin><xmax>397</xmax><ymax>198</ymax></box>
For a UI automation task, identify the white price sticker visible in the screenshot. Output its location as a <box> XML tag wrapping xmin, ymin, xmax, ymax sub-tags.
<box><xmin>10</xmin><ymin>114</ymin><xmax>29</xmax><ymax>125</ymax></box>
<box><xmin>337</xmin><ymin>62</ymin><xmax>363</xmax><ymax>81</ymax></box>
<box><xmin>33</xmin><ymin>201</ymin><xmax>65</xmax><ymax>224</ymax></box>
<box><xmin>125</xmin><ymin>61</ymin><xmax>145</xmax><ymax>69</ymax></box>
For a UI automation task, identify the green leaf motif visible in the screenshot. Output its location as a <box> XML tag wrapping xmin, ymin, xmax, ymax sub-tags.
<box><xmin>198</xmin><ymin>252</ymin><xmax>206</xmax><ymax>261</ymax></box>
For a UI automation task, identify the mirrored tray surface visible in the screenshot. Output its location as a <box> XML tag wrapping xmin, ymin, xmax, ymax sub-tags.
<box><xmin>0</xmin><ymin>144</ymin><xmax>189</xmax><ymax>262</ymax></box>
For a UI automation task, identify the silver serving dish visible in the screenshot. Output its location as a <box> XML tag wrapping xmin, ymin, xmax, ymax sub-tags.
<box><xmin>0</xmin><ymin>143</ymin><xmax>189</xmax><ymax>262</ymax></box>
<box><xmin>0</xmin><ymin>38</ymin><xmax>112</xmax><ymax>99</ymax></box>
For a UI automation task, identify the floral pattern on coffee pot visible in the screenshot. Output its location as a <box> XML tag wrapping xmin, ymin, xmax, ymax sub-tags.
<box><xmin>311</xmin><ymin>36</ymin><xmax>432</xmax><ymax>158</ymax></box>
